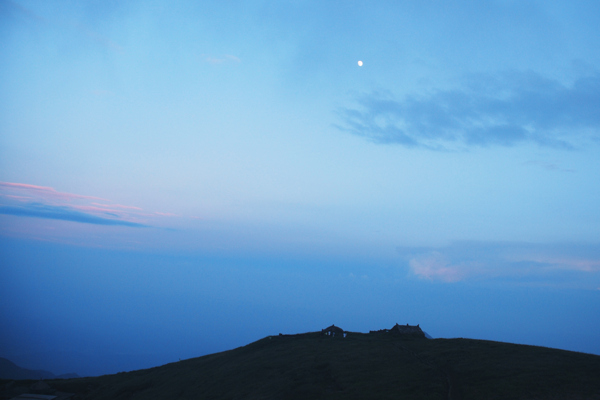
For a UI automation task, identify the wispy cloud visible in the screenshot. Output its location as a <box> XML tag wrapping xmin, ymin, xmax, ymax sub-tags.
<box><xmin>154</xmin><ymin>212</ymin><xmax>178</xmax><ymax>217</ymax></box>
<box><xmin>521</xmin><ymin>160</ymin><xmax>575</xmax><ymax>173</ymax></box>
<box><xmin>71</xmin><ymin>21</ymin><xmax>124</xmax><ymax>53</ymax></box>
<box><xmin>0</xmin><ymin>182</ymin><xmax>106</xmax><ymax>201</ymax></box>
<box><xmin>504</xmin><ymin>252</ymin><xmax>600</xmax><ymax>273</ymax></box>
<box><xmin>408</xmin><ymin>252</ymin><xmax>479</xmax><ymax>283</ymax></box>
<box><xmin>0</xmin><ymin>204</ymin><xmax>147</xmax><ymax>227</ymax></box>
<box><xmin>4</xmin><ymin>0</ymin><xmax>47</xmax><ymax>24</ymax></box>
<box><xmin>92</xmin><ymin>203</ymin><xmax>143</xmax><ymax>211</ymax></box>
<box><xmin>337</xmin><ymin>71</ymin><xmax>600</xmax><ymax>150</ymax></box>
<box><xmin>398</xmin><ymin>242</ymin><xmax>600</xmax><ymax>288</ymax></box>
<box><xmin>0</xmin><ymin>181</ymin><xmax>148</xmax><ymax>228</ymax></box>
<box><xmin>202</xmin><ymin>54</ymin><xmax>241</xmax><ymax>64</ymax></box>
<box><xmin>70</xmin><ymin>205</ymin><xmax>121</xmax><ymax>216</ymax></box>
<box><xmin>6</xmin><ymin>0</ymin><xmax>124</xmax><ymax>53</ymax></box>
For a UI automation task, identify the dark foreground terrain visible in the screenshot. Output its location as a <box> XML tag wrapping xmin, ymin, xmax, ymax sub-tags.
<box><xmin>2</xmin><ymin>331</ymin><xmax>600</xmax><ymax>399</ymax></box>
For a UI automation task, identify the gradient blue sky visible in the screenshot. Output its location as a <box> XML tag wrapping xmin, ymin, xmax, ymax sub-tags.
<box><xmin>1</xmin><ymin>0</ymin><xmax>600</xmax><ymax>376</ymax></box>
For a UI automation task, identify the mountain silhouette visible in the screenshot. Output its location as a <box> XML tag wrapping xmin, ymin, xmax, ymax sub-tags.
<box><xmin>4</xmin><ymin>327</ymin><xmax>600</xmax><ymax>399</ymax></box>
<box><xmin>0</xmin><ymin>357</ymin><xmax>79</xmax><ymax>381</ymax></box>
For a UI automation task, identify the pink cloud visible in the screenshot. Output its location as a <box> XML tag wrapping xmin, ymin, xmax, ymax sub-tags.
<box><xmin>0</xmin><ymin>182</ymin><xmax>151</xmax><ymax>222</ymax></box>
<box><xmin>0</xmin><ymin>194</ymin><xmax>32</xmax><ymax>201</ymax></box>
<box><xmin>0</xmin><ymin>181</ymin><xmax>106</xmax><ymax>201</ymax></box>
<box><xmin>409</xmin><ymin>253</ymin><xmax>469</xmax><ymax>283</ymax></box>
<box><xmin>92</xmin><ymin>203</ymin><xmax>143</xmax><ymax>211</ymax></box>
<box><xmin>155</xmin><ymin>212</ymin><xmax>178</xmax><ymax>217</ymax></box>
<box><xmin>0</xmin><ymin>181</ymin><xmax>186</xmax><ymax>230</ymax></box>
<box><xmin>1</xmin><ymin>182</ymin><xmax>57</xmax><ymax>191</ymax></box>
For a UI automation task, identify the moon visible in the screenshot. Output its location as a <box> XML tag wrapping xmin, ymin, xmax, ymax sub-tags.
<box><xmin>358</xmin><ymin>60</ymin><xmax>363</xmax><ymax>67</ymax></box>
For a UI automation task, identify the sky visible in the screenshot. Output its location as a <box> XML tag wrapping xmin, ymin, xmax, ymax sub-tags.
<box><xmin>1</xmin><ymin>0</ymin><xmax>599</xmax><ymax>377</ymax></box>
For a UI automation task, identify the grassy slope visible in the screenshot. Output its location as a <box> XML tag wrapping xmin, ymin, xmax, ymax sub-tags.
<box><xmin>41</xmin><ymin>333</ymin><xmax>600</xmax><ymax>399</ymax></box>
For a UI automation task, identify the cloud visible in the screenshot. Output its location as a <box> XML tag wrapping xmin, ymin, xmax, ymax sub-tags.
<box><xmin>70</xmin><ymin>205</ymin><xmax>122</xmax><ymax>216</ymax></box>
<box><xmin>337</xmin><ymin>71</ymin><xmax>600</xmax><ymax>150</ymax></box>
<box><xmin>408</xmin><ymin>252</ymin><xmax>476</xmax><ymax>283</ymax></box>
<box><xmin>3</xmin><ymin>0</ymin><xmax>47</xmax><ymax>24</ymax></box>
<box><xmin>0</xmin><ymin>203</ymin><xmax>147</xmax><ymax>227</ymax></box>
<box><xmin>154</xmin><ymin>212</ymin><xmax>178</xmax><ymax>217</ymax></box>
<box><xmin>0</xmin><ymin>181</ymin><xmax>106</xmax><ymax>201</ymax></box>
<box><xmin>399</xmin><ymin>242</ymin><xmax>600</xmax><ymax>288</ymax></box>
<box><xmin>0</xmin><ymin>181</ymin><xmax>151</xmax><ymax>228</ymax></box>
<box><xmin>4</xmin><ymin>1</ymin><xmax>124</xmax><ymax>53</ymax></box>
<box><xmin>202</xmin><ymin>54</ymin><xmax>241</xmax><ymax>64</ymax></box>
<box><xmin>521</xmin><ymin>160</ymin><xmax>575</xmax><ymax>173</ymax></box>
<box><xmin>92</xmin><ymin>203</ymin><xmax>143</xmax><ymax>211</ymax></box>
<box><xmin>504</xmin><ymin>252</ymin><xmax>600</xmax><ymax>273</ymax></box>
<box><xmin>72</xmin><ymin>21</ymin><xmax>124</xmax><ymax>53</ymax></box>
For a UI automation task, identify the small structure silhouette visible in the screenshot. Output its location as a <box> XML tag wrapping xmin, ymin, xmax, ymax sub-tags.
<box><xmin>390</xmin><ymin>323</ymin><xmax>425</xmax><ymax>337</ymax></box>
<box><xmin>370</xmin><ymin>323</ymin><xmax>425</xmax><ymax>338</ymax></box>
<box><xmin>321</xmin><ymin>325</ymin><xmax>345</xmax><ymax>338</ymax></box>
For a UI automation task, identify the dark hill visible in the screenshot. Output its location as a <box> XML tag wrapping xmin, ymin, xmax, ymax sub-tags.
<box><xmin>0</xmin><ymin>357</ymin><xmax>78</xmax><ymax>380</ymax></box>
<box><xmin>0</xmin><ymin>357</ymin><xmax>54</xmax><ymax>380</ymax></box>
<box><xmin>5</xmin><ymin>331</ymin><xmax>600</xmax><ymax>399</ymax></box>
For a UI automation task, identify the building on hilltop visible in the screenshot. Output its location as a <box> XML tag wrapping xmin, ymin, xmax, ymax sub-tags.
<box><xmin>369</xmin><ymin>323</ymin><xmax>426</xmax><ymax>338</ymax></box>
<box><xmin>390</xmin><ymin>323</ymin><xmax>425</xmax><ymax>337</ymax></box>
<box><xmin>321</xmin><ymin>325</ymin><xmax>345</xmax><ymax>338</ymax></box>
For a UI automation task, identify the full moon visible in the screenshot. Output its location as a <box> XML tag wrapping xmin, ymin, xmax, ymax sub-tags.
<box><xmin>358</xmin><ymin>60</ymin><xmax>363</xmax><ymax>66</ymax></box>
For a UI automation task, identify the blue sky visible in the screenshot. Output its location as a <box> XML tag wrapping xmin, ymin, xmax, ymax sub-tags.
<box><xmin>1</xmin><ymin>0</ymin><xmax>599</xmax><ymax>376</ymax></box>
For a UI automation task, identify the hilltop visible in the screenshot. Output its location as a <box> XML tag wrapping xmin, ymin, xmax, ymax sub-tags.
<box><xmin>2</xmin><ymin>326</ymin><xmax>600</xmax><ymax>400</ymax></box>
